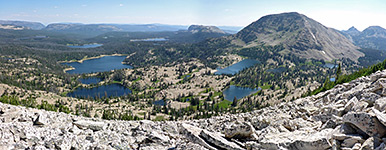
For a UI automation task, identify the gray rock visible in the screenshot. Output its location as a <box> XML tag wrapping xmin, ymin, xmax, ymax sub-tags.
<box><xmin>223</xmin><ymin>122</ymin><xmax>255</xmax><ymax>139</ymax></box>
<box><xmin>375</xmin><ymin>143</ymin><xmax>386</xmax><ymax>150</ymax></box>
<box><xmin>361</xmin><ymin>137</ymin><xmax>381</xmax><ymax>150</ymax></box>
<box><xmin>33</xmin><ymin>113</ymin><xmax>47</xmax><ymax>126</ymax></box>
<box><xmin>73</xmin><ymin>120</ymin><xmax>105</xmax><ymax>131</ymax></box>
<box><xmin>341</xmin><ymin>135</ymin><xmax>364</xmax><ymax>148</ymax></box>
<box><xmin>359</xmin><ymin>92</ymin><xmax>380</xmax><ymax>106</ymax></box>
<box><xmin>343</xmin><ymin>112</ymin><xmax>386</xmax><ymax>137</ymax></box>
<box><xmin>375</xmin><ymin>97</ymin><xmax>386</xmax><ymax>111</ymax></box>
<box><xmin>344</xmin><ymin>97</ymin><xmax>358</xmax><ymax>114</ymax></box>
<box><xmin>352</xmin><ymin>143</ymin><xmax>362</xmax><ymax>150</ymax></box>
<box><xmin>199</xmin><ymin>129</ymin><xmax>244</xmax><ymax>150</ymax></box>
<box><xmin>180</xmin><ymin>123</ymin><xmax>216</xmax><ymax>150</ymax></box>
<box><xmin>373</xmin><ymin>108</ymin><xmax>386</xmax><ymax>127</ymax></box>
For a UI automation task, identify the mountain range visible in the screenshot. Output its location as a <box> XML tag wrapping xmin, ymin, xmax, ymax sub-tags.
<box><xmin>0</xmin><ymin>20</ymin><xmax>242</xmax><ymax>34</ymax></box>
<box><xmin>341</xmin><ymin>26</ymin><xmax>386</xmax><ymax>51</ymax></box>
<box><xmin>3</xmin><ymin>12</ymin><xmax>386</xmax><ymax>62</ymax></box>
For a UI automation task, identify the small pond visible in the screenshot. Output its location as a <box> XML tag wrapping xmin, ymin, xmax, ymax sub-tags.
<box><xmin>215</xmin><ymin>59</ymin><xmax>260</xmax><ymax>75</ymax></box>
<box><xmin>67</xmin><ymin>83</ymin><xmax>132</xmax><ymax>99</ymax></box>
<box><xmin>153</xmin><ymin>100</ymin><xmax>166</xmax><ymax>106</ymax></box>
<box><xmin>323</xmin><ymin>63</ymin><xmax>338</xmax><ymax>69</ymax></box>
<box><xmin>223</xmin><ymin>85</ymin><xmax>261</xmax><ymax>102</ymax></box>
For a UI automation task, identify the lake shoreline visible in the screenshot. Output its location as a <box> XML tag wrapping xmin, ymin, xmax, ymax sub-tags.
<box><xmin>59</xmin><ymin>54</ymin><xmax>128</xmax><ymax>64</ymax></box>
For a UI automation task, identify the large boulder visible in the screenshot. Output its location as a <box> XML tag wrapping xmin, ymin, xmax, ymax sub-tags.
<box><xmin>342</xmin><ymin>112</ymin><xmax>386</xmax><ymax>137</ymax></box>
<box><xmin>223</xmin><ymin>122</ymin><xmax>256</xmax><ymax>139</ymax></box>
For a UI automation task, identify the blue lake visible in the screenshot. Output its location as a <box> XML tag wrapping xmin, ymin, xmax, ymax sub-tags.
<box><xmin>324</xmin><ymin>63</ymin><xmax>338</xmax><ymax>69</ymax></box>
<box><xmin>153</xmin><ymin>100</ymin><xmax>166</xmax><ymax>106</ymax></box>
<box><xmin>79</xmin><ymin>77</ymin><xmax>102</xmax><ymax>84</ymax></box>
<box><xmin>63</xmin><ymin>56</ymin><xmax>133</xmax><ymax>74</ymax></box>
<box><xmin>215</xmin><ymin>59</ymin><xmax>260</xmax><ymax>75</ymax></box>
<box><xmin>130</xmin><ymin>38</ymin><xmax>168</xmax><ymax>42</ymax></box>
<box><xmin>223</xmin><ymin>85</ymin><xmax>261</xmax><ymax>102</ymax></box>
<box><xmin>67</xmin><ymin>83</ymin><xmax>132</xmax><ymax>99</ymax></box>
<box><xmin>68</xmin><ymin>44</ymin><xmax>103</xmax><ymax>48</ymax></box>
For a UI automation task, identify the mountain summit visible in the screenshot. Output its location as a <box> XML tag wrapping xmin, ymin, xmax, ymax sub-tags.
<box><xmin>234</xmin><ymin>12</ymin><xmax>364</xmax><ymax>61</ymax></box>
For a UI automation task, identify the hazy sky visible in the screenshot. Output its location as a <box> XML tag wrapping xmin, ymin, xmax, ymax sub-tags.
<box><xmin>0</xmin><ymin>0</ymin><xmax>385</xmax><ymax>31</ymax></box>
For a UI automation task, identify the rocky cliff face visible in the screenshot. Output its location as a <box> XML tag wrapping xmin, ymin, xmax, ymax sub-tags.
<box><xmin>234</xmin><ymin>12</ymin><xmax>364</xmax><ymax>62</ymax></box>
<box><xmin>3</xmin><ymin>70</ymin><xmax>386</xmax><ymax>149</ymax></box>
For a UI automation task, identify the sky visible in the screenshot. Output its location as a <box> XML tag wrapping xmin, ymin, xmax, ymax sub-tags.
<box><xmin>0</xmin><ymin>0</ymin><xmax>386</xmax><ymax>31</ymax></box>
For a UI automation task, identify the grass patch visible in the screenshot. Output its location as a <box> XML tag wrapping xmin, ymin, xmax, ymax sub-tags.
<box><xmin>215</xmin><ymin>100</ymin><xmax>232</xmax><ymax>109</ymax></box>
<box><xmin>260</xmin><ymin>84</ymin><xmax>271</xmax><ymax>89</ymax></box>
<box><xmin>133</xmin><ymin>77</ymin><xmax>141</xmax><ymax>83</ymax></box>
<box><xmin>112</xmin><ymin>80</ymin><xmax>122</xmax><ymax>84</ymax></box>
<box><xmin>153</xmin><ymin>116</ymin><xmax>165</xmax><ymax>121</ymax></box>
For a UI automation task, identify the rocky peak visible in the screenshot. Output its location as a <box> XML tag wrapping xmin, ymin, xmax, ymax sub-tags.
<box><xmin>362</xmin><ymin>26</ymin><xmax>386</xmax><ymax>38</ymax></box>
<box><xmin>344</xmin><ymin>26</ymin><xmax>361</xmax><ymax>36</ymax></box>
<box><xmin>188</xmin><ymin>25</ymin><xmax>226</xmax><ymax>34</ymax></box>
<box><xmin>3</xmin><ymin>68</ymin><xmax>386</xmax><ymax>149</ymax></box>
<box><xmin>234</xmin><ymin>12</ymin><xmax>363</xmax><ymax>62</ymax></box>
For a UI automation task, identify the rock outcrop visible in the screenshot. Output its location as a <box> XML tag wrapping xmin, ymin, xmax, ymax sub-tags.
<box><xmin>3</xmin><ymin>70</ymin><xmax>386</xmax><ymax>149</ymax></box>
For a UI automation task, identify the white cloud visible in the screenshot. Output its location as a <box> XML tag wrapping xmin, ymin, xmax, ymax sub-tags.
<box><xmin>119</xmin><ymin>4</ymin><xmax>123</xmax><ymax>7</ymax></box>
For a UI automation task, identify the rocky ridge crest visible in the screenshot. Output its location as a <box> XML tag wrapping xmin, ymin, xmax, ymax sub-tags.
<box><xmin>3</xmin><ymin>70</ymin><xmax>386</xmax><ymax>149</ymax></box>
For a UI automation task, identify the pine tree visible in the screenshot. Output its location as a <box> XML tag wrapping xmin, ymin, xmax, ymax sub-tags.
<box><xmin>232</xmin><ymin>96</ymin><xmax>238</xmax><ymax>107</ymax></box>
<box><xmin>336</xmin><ymin>63</ymin><xmax>342</xmax><ymax>81</ymax></box>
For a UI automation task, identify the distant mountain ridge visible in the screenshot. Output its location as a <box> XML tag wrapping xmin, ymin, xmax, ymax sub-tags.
<box><xmin>341</xmin><ymin>26</ymin><xmax>386</xmax><ymax>51</ymax></box>
<box><xmin>0</xmin><ymin>20</ymin><xmax>45</xmax><ymax>30</ymax></box>
<box><xmin>91</xmin><ymin>24</ymin><xmax>229</xmax><ymax>43</ymax></box>
<box><xmin>231</xmin><ymin>12</ymin><xmax>364</xmax><ymax>61</ymax></box>
<box><xmin>0</xmin><ymin>19</ymin><xmax>241</xmax><ymax>35</ymax></box>
<box><xmin>44</xmin><ymin>23</ymin><xmax>188</xmax><ymax>32</ymax></box>
<box><xmin>187</xmin><ymin>25</ymin><xmax>226</xmax><ymax>34</ymax></box>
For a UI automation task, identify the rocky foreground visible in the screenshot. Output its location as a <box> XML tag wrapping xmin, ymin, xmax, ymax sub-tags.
<box><xmin>3</xmin><ymin>71</ymin><xmax>386</xmax><ymax>149</ymax></box>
